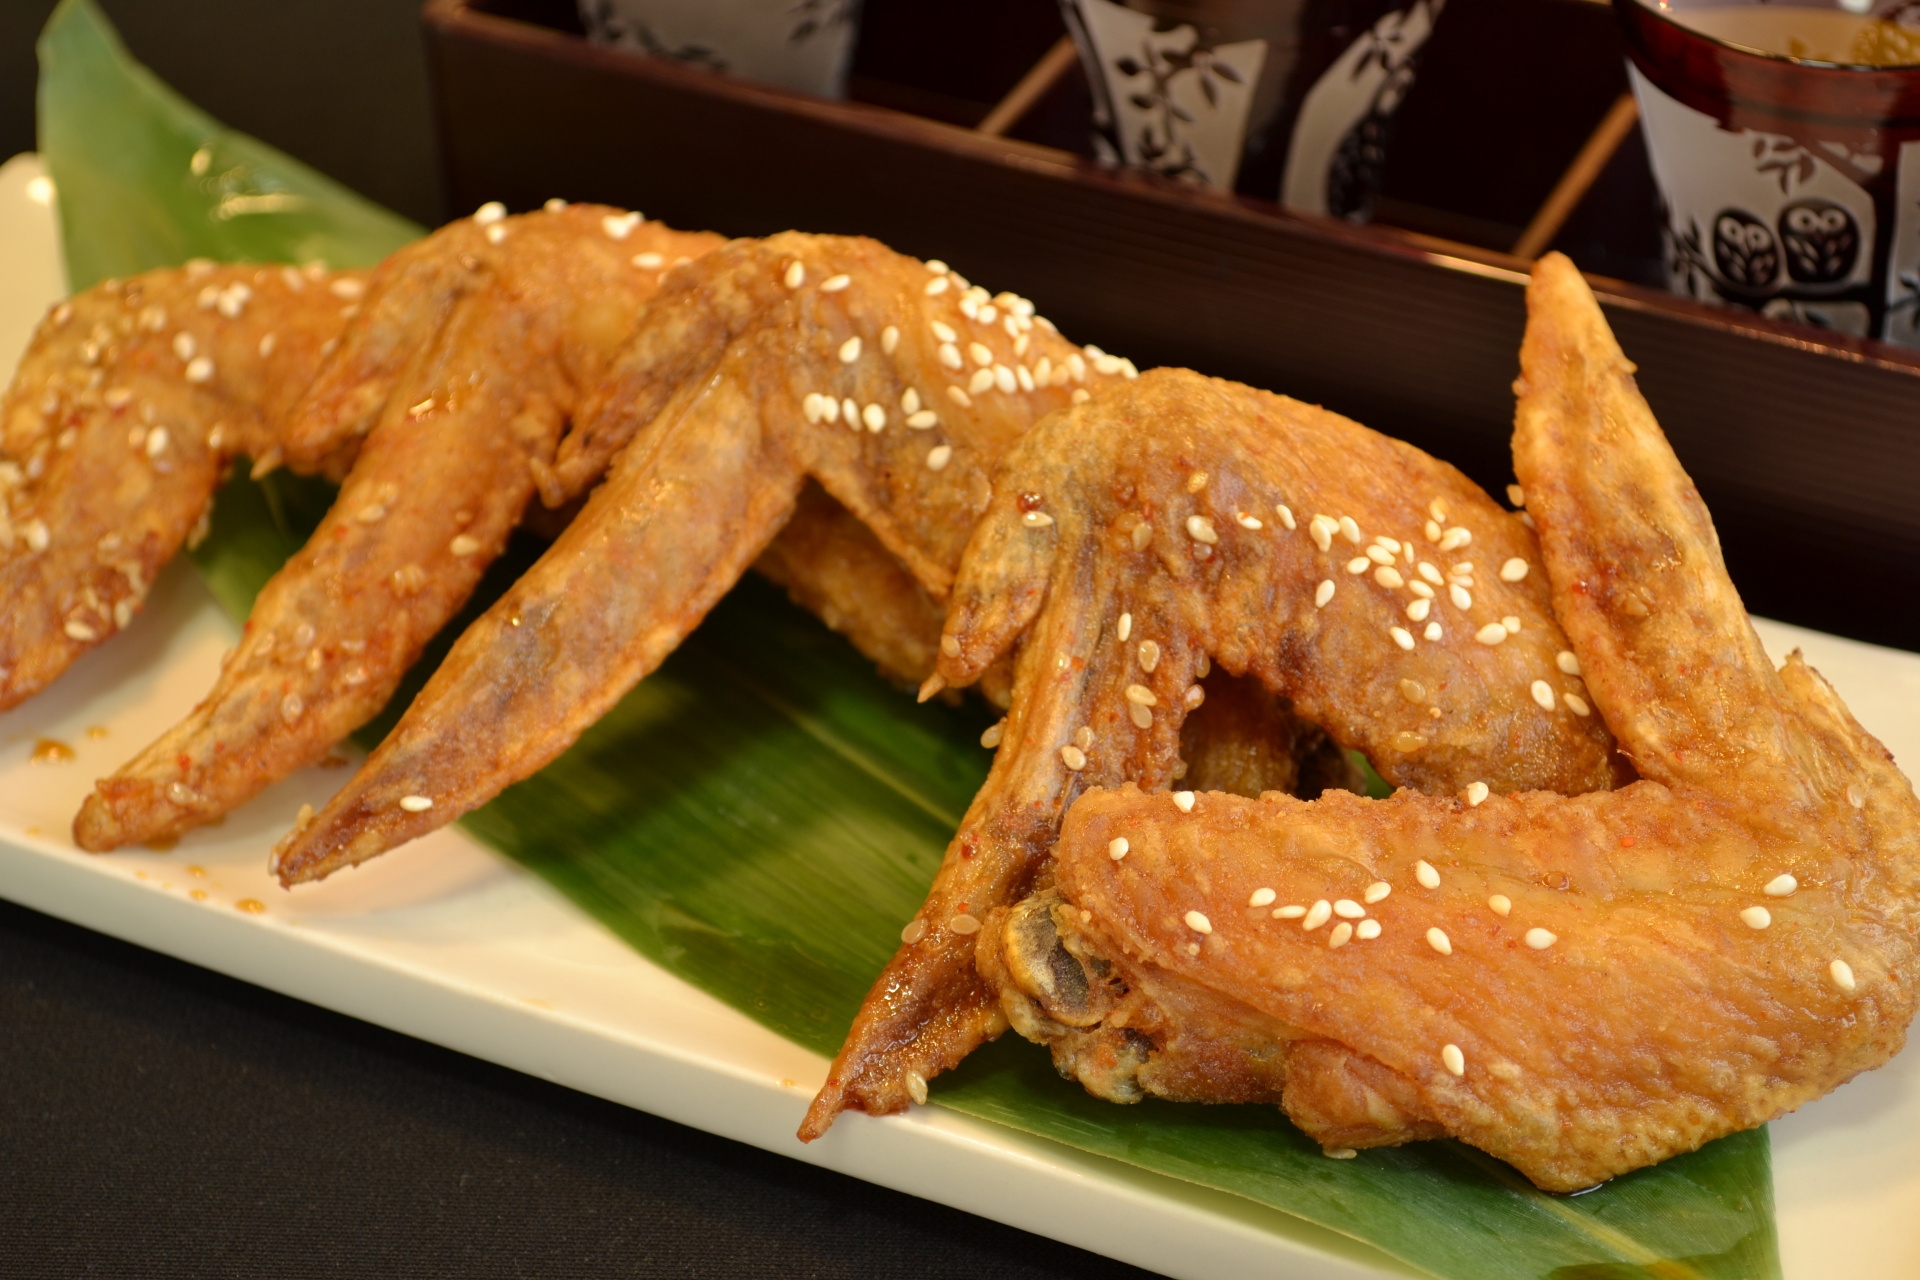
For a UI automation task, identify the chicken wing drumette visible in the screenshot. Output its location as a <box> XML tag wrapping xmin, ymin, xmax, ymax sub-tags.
<box><xmin>800</xmin><ymin>359</ymin><xmax>1629</xmax><ymax>1137</ymax></box>
<box><xmin>980</xmin><ymin>254</ymin><xmax>1920</xmax><ymax>1192</ymax></box>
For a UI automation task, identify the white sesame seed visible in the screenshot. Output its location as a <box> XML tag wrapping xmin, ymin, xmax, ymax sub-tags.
<box><xmin>1022</xmin><ymin>510</ymin><xmax>1054</xmax><ymax>528</ymax></box>
<box><xmin>802</xmin><ymin>392</ymin><xmax>824</xmax><ymax>423</ymax></box>
<box><xmin>950</xmin><ymin>913</ymin><xmax>981</xmax><ymax>935</ymax></box>
<box><xmin>22</xmin><ymin>520</ymin><xmax>50</xmax><ymax>553</ymax></box>
<box><xmin>1416</xmin><ymin>860</ymin><xmax>1441</xmax><ymax>889</ymax></box>
<box><xmin>397</xmin><ymin>794</ymin><xmax>435</xmax><ymax>813</ymax></box>
<box><xmin>1116</xmin><ymin>612</ymin><xmax>1132</xmax><ymax>642</ymax></box>
<box><xmin>1448</xmin><ymin>584</ymin><xmax>1472</xmax><ymax>610</ymax></box>
<box><xmin>1364</xmin><ymin>881</ymin><xmax>1391</xmax><ymax>904</ymax></box>
<box><xmin>485</xmin><ymin>223</ymin><xmax>508</xmax><ymax>244</ymax></box>
<box><xmin>930</xmin><ymin>321</ymin><xmax>957</xmax><ymax>344</ymax></box>
<box><xmin>880</xmin><ymin>324</ymin><xmax>899</xmax><ymax>354</ymax></box>
<box><xmin>904</xmin><ymin>1070</ymin><xmax>929</xmax><ymax>1105</ymax></box>
<box><xmin>1376</xmin><ymin>566</ymin><xmax>1405</xmax><ymax>589</ymax></box>
<box><xmin>1329</xmin><ymin>921</ymin><xmax>1354</xmax><ymax>948</ymax></box>
<box><xmin>1439</xmin><ymin>527</ymin><xmax>1472</xmax><ymax>551</ymax></box>
<box><xmin>1525</xmin><ymin>927</ymin><xmax>1557</xmax><ymax>950</ymax></box>
<box><xmin>1764</xmin><ymin>874</ymin><xmax>1798</xmax><ymax>897</ymax></box>
<box><xmin>862</xmin><ymin>403</ymin><xmax>886</xmax><ymax>432</ymax></box>
<box><xmin>602</xmin><ymin>212</ymin><xmax>640</xmax><ymax>240</ymax></box>
<box><xmin>1334</xmin><ymin>899</ymin><xmax>1366</xmax><ymax>919</ymax></box>
<box><xmin>1356</xmin><ymin>919</ymin><xmax>1381</xmax><ymax>940</ymax></box>
<box><xmin>993</xmin><ymin>364</ymin><xmax>1016</xmax><ymax>393</ymax></box>
<box><xmin>357</xmin><ymin>503</ymin><xmax>387</xmax><ymax>523</ymax></box>
<box><xmin>925</xmin><ymin>276</ymin><xmax>950</xmax><ymax>295</ymax></box>
<box><xmin>1273</xmin><ymin>905</ymin><xmax>1307</xmax><ymax>919</ymax></box>
<box><xmin>1060</xmin><ymin>744</ymin><xmax>1087</xmax><ymax>770</ymax></box>
<box><xmin>142</xmin><ymin>426</ymin><xmax>170</xmax><ymax>458</ymax></box>
<box><xmin>937</xmin><ymin>343</ymin><xmax>963</xmax><ymax>371</ymax></box>
<box><xmin>1016</xmin><ymin>363</ymin><xmax>1035</xmax><ymax>391</ymax></box>
<box><xmin>1236</xmin><ymin>512</ymin><xmax>1262</xmax><ymax>530</ymax></box>
<box><xmin>1530</xmin><ymin>680</ymin><xmax>1556</xmax><ymax>711</ymax></box>
<box><xmin>1067</xmin><ymin>352</ymin><xmax>1087</xmax><ymax>381</ymax></box>
<box><xmin>1314</xmin><ymin>580</ymin><xmax>1335</xmax><ymax>608</ymax></box>
<box><xmin>1249</xmin><ymin>888</ymin><xmax>1276</xmax><ymax>907</ymax></box>
<box><xmin>1124</xmin><ymin>684</ymin><xmax>1157</xmax><ymax>707</ymax></box>
<box><xmin>1185</xmin><ymin>910</ymin><xmax>1213</xmax><ymax>935</ymax></box>
<box><xmin>1347</xmin><ymin>557</ymin><xmax>1371</xmax><ymax>574</ymax></box>
<box><xmin>257</xmin><ymin>331</ymin><xmax>277</xmax><ymax>358</ymax></box>
<box><xmin>1183</xmin><ymin>684</ymin><xmax>1205</xmax><ymax>710</ymax></box>
<box><xmin>926</xmin><ymin>445</ymin><xmax>952</xmax><ymax>471</ymax></box>
<box><xmin>1275</xmin><ymin>504</ymin><xmax>1296</xmax><ymax>530</ymax></box>
<box><xmin>1390</xmin><ymin>627</ymin><xmax>1414</xmax><ymax>651</ymax></box>
<box><xmin>1303</xmin><ymin>900</ymin><xmax>1332</xmax><ymax>930</ymax></box>
<box><xmin>980</xmin><ymin>720</ymin><xmax>1004</xmax><ymax>748</ymax></box>
<box><xmin>1366</xmin><ymin>545</ymin><xmax>1393</xmax><ymax>566</ymax></box>
<box><xmin>1564</xmin><ymin>693</ymin><xmax>1591</xmax><ymax>716</ymax></box>
<box><xmin>1502</xmin><ymin>615</ymin><xmax>1521</xmax><ymax>633</ymax></box>
<box><xmin>821</xmin><ymin>273</ymin><xmax>851</xmax><ymax>292</ymax></box>
<box><xmin>1407</xmin><ymin>598</ymin><xmax>1432</xmax><ymax>622</ymax></box>
<box><xmin>1172</xmin><ymin>790</ymin><xmax>1195</xmax><ymax>813</ymax></box>
<box><xmin>1110</xmin><ymin>837</ymin><xmax>1130</xmax><ymax>860</ymax></box>
<box><xmin>629</xmin><ymin>251</ymin><xmax>665</xmax><ymax>270</ymax></box>
<box><xmin>279</xmin><ymin>692</ymin><xmax>304</xmax><ymax>723</ymax></box>
<box><xmin>1847</xmin><ymin>783</ymin><xmax>1865</xmax><ymax>809</ymax></box>
<box><xmin>473</xmin><ymin>201</ymin><xmax>506</xmax><ymax>224</ymax></box>
<box><xmin>1338</xmin><ymin>516</ymin><xmax>1361</xmax><ymax>543</ymax></box>
<box><xmin>1427</xmin><ymin>927</ymin><xmax>1452</xmax><ymax>955</ymax></box>
<box><xmin>1831</xmin><ymin>959</ymin><xmax>1857</xmax><ymax>991</ymax></box>
<box><xmin>1739</xmin><ymin>906</ymin><xmax>1772</xmax><ymax>930</ymax></box>
<box><xmin>448</xmin><ymin>534</ymin><xmax>482</xmax><ymax>558</ymax></box>
<box><xmin>1500</xmin><ymin>558</ymin><xmax>1529</xmax><ymax>582</ymax></box>
<box><xmin>969</xmin><ymin>368</ymin><xmax>994</xmax><ymax>395</ymax></box>
<box><xmin>966</xmin><ymin>341</ymin><xmax>991</xmax><ymax>367</ymax></box>
<box><xmin>64</xmin><ymin>619</ymin><xmax>97</xmax><ymax>642</ymax></box>
<box><xmin>1419</xmin><ymin>620</ymin><xmax>1441</xmax><ymax>640</ymax></box>
<box><xmin>1488</xmin><ymin>894</ymin><xmax>1511</xmax><ymax>916</ymax></box>
<box><xmin>926</xmin><ymin>259</ymin><xmax>949</xmax><ymax>274</ymax></box>
<box><xmin>185</xmin><ymin>356</ymin><xmax>213</xmax><ymax>384</ymax></box>
<box><xmin>173</xmin><ymin>332</ymin><xmax>196</xmax><ymax>360</ymax></box>
<box><xmin>1475</xmin><ymin>623</ymin><xmax>1509</xmax><ymax>645</ymax></box>
<box><xmin>1465</xmin><ymin>781</ymin><xmax>1489</xmax><ymax>806</ymax></box>
<box><xmin>1441</xmin><ymin>1044</ymin><xmax>1465</xmax><ymax>1076</ymax></box>
<box><xmin>1556</xmin><ymin>650</ymin><xmax>1581</xmax><ymax>675</ymax></box>
<box><xmin>817</xmin><ymin>395</ymin><xmax>840</xmax><ymax>424</ymax></box>
<box><xmin>1307</xmin><ymin>516</ymin><xmax>1333</xmax><ymax>552</ymax></box>
<box><xmin>839</xmin><ymin>335</ymin><xmax>862</xmax><ymax>363</ymax></box>
<box><xmin>1185</xmin><ymin>515</ymin><xmax>1218</xmax><ymax>545</ymax></box>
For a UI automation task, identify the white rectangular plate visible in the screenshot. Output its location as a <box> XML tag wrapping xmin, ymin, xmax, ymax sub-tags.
<box><xmin>4</xmin><ymin>152</ymin><xmax>1916</xmax><ymax>1279</ymax></box>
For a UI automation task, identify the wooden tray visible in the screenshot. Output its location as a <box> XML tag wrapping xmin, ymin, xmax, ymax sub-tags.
<box><xmin>422</xmin><ymin>0</ymin><xmax>1920</xmax><ymax>650</ymax></box>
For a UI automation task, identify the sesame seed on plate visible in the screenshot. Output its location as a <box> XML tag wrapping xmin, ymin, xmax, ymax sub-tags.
<box><xmin>399</xmin><ymin>794</ymin><xmax>434</xmax><ymax>812</ymax></box>
<box><xmin>1416</xmin><ymin>860</ymin><xmax>1441</xmax><ymax>888</ymax></box>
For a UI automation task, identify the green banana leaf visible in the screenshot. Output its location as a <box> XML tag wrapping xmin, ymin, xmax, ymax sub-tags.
<box><xmin>35</xmin><ymin>2</ymin><xmax>1782</xmax><ymax>1276</ymax></box>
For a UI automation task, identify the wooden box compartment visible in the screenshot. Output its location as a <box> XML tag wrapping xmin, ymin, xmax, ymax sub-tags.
<box><xmin>423</xmin><ymin>0</ymin><xmax>1919</xmax><ymax>648</ymax></box>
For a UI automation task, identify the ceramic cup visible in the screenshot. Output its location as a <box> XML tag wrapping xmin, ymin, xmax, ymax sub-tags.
<box><xmin>580</xmin><ymin>0</ymin><xmax>860</xmax><ymax>99</ymax></box>
<box><xmin>1059</xmin><ymin>0</ymin><xmax>1448</xmax><ymax>219</ymax></box>
<box><xmin>1618</xmin><ymin>0</ymin><xmax>1920</xmax><ymax>346</ymax></box>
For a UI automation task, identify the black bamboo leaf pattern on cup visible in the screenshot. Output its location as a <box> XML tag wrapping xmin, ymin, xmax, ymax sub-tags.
<box><xmin>581</xmin><ymin>0</ymin><xmax>730</xmax><ymax>71</ymax></box>
<box><xmin>1112</xmin><ymin>38</ymin><xmax>1245</xmax><ymax>183</ymax></box>
<box><xmin>788</xmin><ymin>0</ymin><xmax>857</xmax><ymax>45</ymax></box>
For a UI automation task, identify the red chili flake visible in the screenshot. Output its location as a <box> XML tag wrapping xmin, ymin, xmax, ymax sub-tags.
<box><xmin>1619</xmin><ymin>835</ymin><xmax>1636</xmax><ymax>848</ymax></box>
<box><xmin>959</xmin><ymin>834</ymin><xmax>978</xmax><ymax>860</ymax></box>
<box><xmin>176</xmin><ymin>754</ymin><xmax>191</xmax><ymax>772</ymax></box>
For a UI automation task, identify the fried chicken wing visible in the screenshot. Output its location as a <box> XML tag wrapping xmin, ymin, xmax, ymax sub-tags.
<box><xmin>266</xmin><ymin>235</ymin><xmax>1125</xmax><ymax>885</ymax></box>
<box><xmin>71</xmin><ymin>205</ymin><xmax>723</xmax><ymax>851</ymax></box>
<box><xmin>1</xmin><ymin>260</ymin><xmax>368</xmax><ymax>711</ymax></box>
<box><xmin>800</xmin><ymin>364</ymin><xmax>1629</xmax><ymax>1137</ymax></box>
<box><xmin>983</xmin><ymin>254</ymin><xmax>1920</xmax><ymax>1191</ymax></box>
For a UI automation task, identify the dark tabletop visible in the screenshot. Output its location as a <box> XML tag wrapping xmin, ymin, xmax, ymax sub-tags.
<box><xmin>0</xmin><ymin>3</ymin><xmax>1152</xmax><ymax>1275</ymax></box>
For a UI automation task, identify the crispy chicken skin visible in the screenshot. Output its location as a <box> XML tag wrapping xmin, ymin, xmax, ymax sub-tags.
<box><xmin>266</xmin><ymin>235</ymin><xmax>1128</xmax><ymax>885</ymax></box>
<box><xmin>1</xmin><ymin>261</ymin><xmax>367</xmax><ymax>712</ymax></box>
<box><xmin>984</xmin><ymin>255</ymin><xmax>1920</xmax><ymax>1192</ymax></box>
<box><xmin>802</xmin><ymin>363</ymin><xmax>1626</xmax><ymax>1138</ymax></box>
<box><xmin>70</xmin><ymin>206</ymin><xmax>724</xmax><ymax>852</ymax></box>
